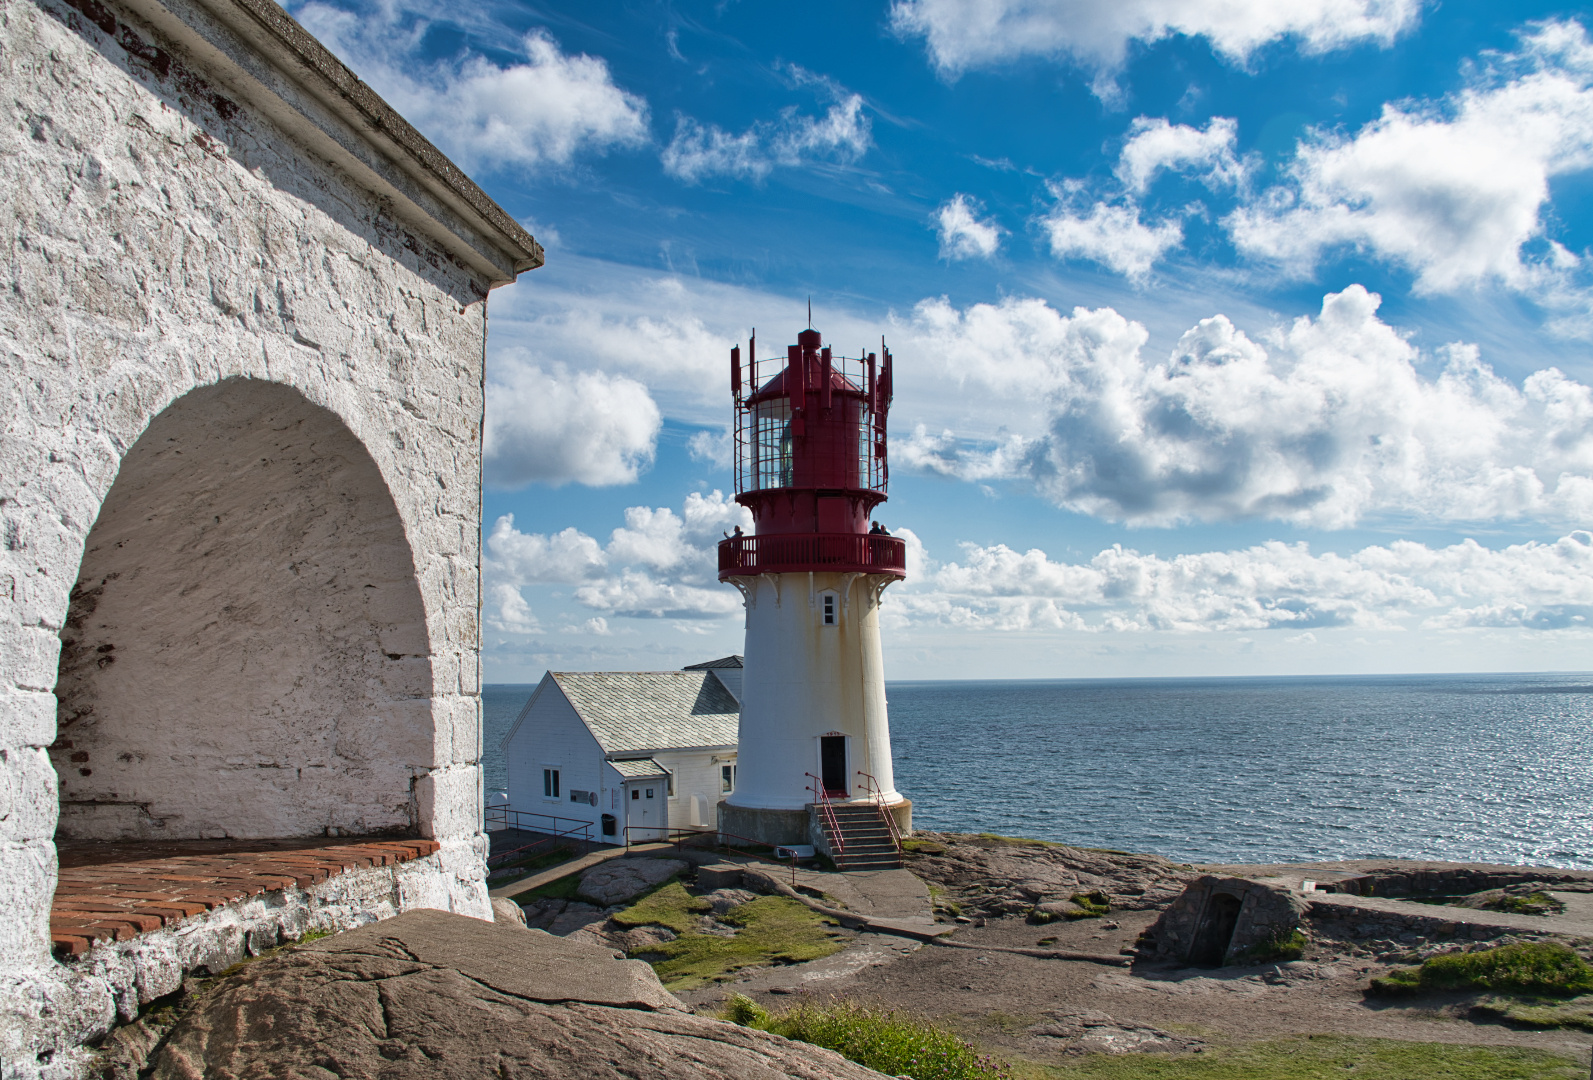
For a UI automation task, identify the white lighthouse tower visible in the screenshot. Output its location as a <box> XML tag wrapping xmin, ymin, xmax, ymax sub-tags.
<box><xmin>717</xmin><ymin>327</ymin><xmax>910</xmax><ymax>866</ymax></box>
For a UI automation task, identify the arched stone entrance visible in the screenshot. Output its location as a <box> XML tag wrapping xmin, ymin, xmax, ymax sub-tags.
<box><xmin>52</xmin><ymin>379</ymin><xmax>433</xmax><ymax>842</ymax></box>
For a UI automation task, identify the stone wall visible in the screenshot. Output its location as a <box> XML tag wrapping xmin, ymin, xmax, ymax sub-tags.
<box><xmin>0</xmin><ymin>0</ymin><xmax>538</xmax><ymax>1071</ymax></box>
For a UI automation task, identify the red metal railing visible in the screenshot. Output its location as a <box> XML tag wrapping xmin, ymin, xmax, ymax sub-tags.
<box><xmin>719</xmin><ymin>533</ymin><xmax>906</xmax><ymax>578</ymax></box>
<box><xmin>856</xmin><ymin>770</ymin><xmax>903</xmax><ymax>856</ymax></box>
<box><xmin>806</xmin><ymin>773</ymin><xmax>846</xmax><ymax>857</ymax></box>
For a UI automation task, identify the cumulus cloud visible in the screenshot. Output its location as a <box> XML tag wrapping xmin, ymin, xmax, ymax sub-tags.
<box><xmin>1227</xmin><ymin>20</ymin><xmax>1593</xmax><ymax>296</ymax></box>
<box><xmin>662</xmin><ymin>85</ymin><xmax>871</xmax><ymax>183</ymax></box>
<box><xmin>890</xmin><ymin>0</ymin><xmax>1419</xmax><ymax>88</ymax></box>
<box><xmin>294</xmin><ymin>6</ymin><xmax>648</xmax><ymax>172</ymax></box>
<box><xmin>488</xmin><ymin>583</ymin><xmax>540</xmax><ymax>633</ymax></box>
<box><xmin>688</xmin><ymin>428</ymin><xmax>735</xmax><ymax>469</ymax></box>
<box><xmin>899</xmin><ymin>285</ymin><xmax>1593</xmax><ymax>527</ymax></box>
<box><xmin>935</xmin><ymin>194</ymin><xmax>1006</xmax><ymax>259</ymax></box>
<box><xmin>484</xmin><ymin>358</ymin><xmax>661</xmax><ymax>488</ymax></box>
<box><xmin>485</xmin><ymin>492</ymin><xmax>751</xmax><ymax>626</ymax></box>
<box><xmin>892</xmin><ymin>530</ymin><xmax>1593</xmax><ymax>636</ymax></box>
<box><xmin>1037</xmin><ymin>189</ymin><xmax>1183</xmax><ymax>279</ymax></box>
<box><xmin>1117</xmin><ymin>116</ymin><xmax>1245</xmax><ymax>193</ymax></box>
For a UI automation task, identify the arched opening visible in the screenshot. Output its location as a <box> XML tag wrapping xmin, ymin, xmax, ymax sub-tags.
<box><xmin>1189</xmin><ymin>892</ymin><xmax>1244</xmax><ymax>968</ymax></box>
<box><xmin>51</xmin><ymin>378</ymin><xmax>434</xmax><ymax>842</ymax></box>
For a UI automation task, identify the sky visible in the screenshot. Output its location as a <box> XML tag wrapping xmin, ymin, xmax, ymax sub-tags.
<box><xmin>287</xmin><ymin>0</ymin><xmax>1593</xmax><ymax>682</ymax></box>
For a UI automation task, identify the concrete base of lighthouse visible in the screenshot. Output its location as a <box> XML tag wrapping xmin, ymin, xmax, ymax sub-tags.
<box><xmin>718</xmin><ymin>798</ymin><xmax>913</xmax><ymax>850</ymax></box>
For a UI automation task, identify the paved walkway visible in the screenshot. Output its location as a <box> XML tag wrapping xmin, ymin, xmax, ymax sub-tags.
<box><xmin>52</xmin><ymin>837</ymin><xmax>439</xmax><ymax>957</ymax></box>
<box><xmin>1307</xmin><ymin>889</ymin><xmax>1593</xmax><ymax>940</ymax></box>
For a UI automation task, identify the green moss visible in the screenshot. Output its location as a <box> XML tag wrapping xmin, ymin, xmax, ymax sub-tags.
<box><xmin>1238</xmin><ymin>930</ymin><xmax>1307</xmax><ymax>964</ymax></box>
<box><xmin>903</xmin><ymin>839</ymin><xmax>947</xmax><ymax>855</ymax></box>
<box><xmin>294</xmin><ymin>928</ymin><xmax>335</xmax><ymax>945</ymax></box>
<box><xmin>974</xmin><ymin>833</ymin><xmax>1060</xmax><ymax>848</ymax></box>
<box><xmin>728</xmin><ymin>998</ymin><xmax>1013</xmax><ymax>1080</ymax></box>
<box><xmin>1009</xmin><ymin>1034</ymin><xmax>1582</xmax><ymax>1079</ymax></box>
<box><xmin>1470</xmin><ymin>994</ymin><xmax>1593</xmax><ymax>1031</ymax></box>
<box><xmin>1369</xmin><ymin>941</ymin><xmax>1593</xmax><ymax>998</ymax></box>
<box><xmin>632</xmin><ymin>896</ymin><xmax>847</xmax><ymax>989</ymax></box>
<box><xmin>610</xmin><ymin>881</ymin><xmax>709</xmax><ymax>934</ymax></box>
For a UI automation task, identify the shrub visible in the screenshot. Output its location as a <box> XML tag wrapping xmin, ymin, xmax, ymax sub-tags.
<box><xmin>726</xmin><ymin>998</ymin><xmax>1012</xmax><ymax>1080</ymax></box>
<box><xmin>1369</xmin><ymin>941</ymin><xmax>1593</xmax><ymax>997</ymax></box>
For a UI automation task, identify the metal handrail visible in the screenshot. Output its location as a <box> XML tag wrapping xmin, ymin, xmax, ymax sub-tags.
<box><xmin>855</xmin><ymin>770</ymin><xmax>903</xmax><ymax>855</ymax></box>
<box><xmin>718</xmin><ymin>533</ymin><xmax>906</xmax><ymax>578</ymax></box>
<box><xmin>805</xmin><ymin>772</ymin><xmax>846</xmax><ymax>857</ymax></box>
<box><xmin>484</xmin><ymin>806</ymin><xmax>595</xmax><ymax>868</ymax></box>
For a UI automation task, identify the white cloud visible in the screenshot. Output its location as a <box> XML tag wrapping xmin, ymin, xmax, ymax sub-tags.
<box><xmin>891</xmin><ymin>530</ymin><xmax>1593</xmax><ymax>636</ymax></box>
<box><xmin>484</xmin><ymin>492</ymin><xmax>751</xmax><ymax>627</ymax></box>
<box><xmin>1037</xmin><ymin>190</ymin><xmax>1183</xmax><ymax>279</ymax></box>
<box><xmin>898</xmin><ymin>285</ymin><xmax>1593</xmax><ymax>527</ymax></box>
<box><xmin>484</xmin><ymin>357</ymin><xmax>661</xmax><ymax>489</ymax></box>
<box><xmin>293</xmin><ymin>6</ymin><xmax>649</xmax><ymax>172</ymax></box>
<box><xmin>1227</xmin><ymin>20</ymin><xmax>1593</xmax><ymax>296</ymax></box>
<box><xmin>935</xmin><ymin>194</ymin><xmax>1006</xmax><ymax>259</ymax></box>
<box><xmin>890</xmin><ymin>0</ymin><xmax>1420</xmax><ymax>87</ymax></box>
<box><xmin>662</xmin><ymin>93</ymin><xmax>871</xmax><ymax>183</ymax></box>
<box><xmin>488</xmin><ymin>583</ymin><xmax>540</xmax><ymax>633</ymax></box>
<box><xmin>688</xmin><ymin>428</ymin><xmax>734</xmax><ymax>469</ymax></box>
<box><xmin>1117</xmin><ymin>116</ymin><xmax>1245</xmax><ymax>193</ymax></box>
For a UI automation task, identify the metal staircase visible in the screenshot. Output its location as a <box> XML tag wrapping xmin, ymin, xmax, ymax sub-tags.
<box><xmin>815</xmin><ymin>802</ymin><xmax>902</xmax><ymax>871</ymax></box>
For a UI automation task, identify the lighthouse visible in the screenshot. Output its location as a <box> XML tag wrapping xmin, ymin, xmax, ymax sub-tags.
<box><xmin>717</xmin><ymin>326</ymin><xmax>911</xmax><ymax>863</ymax></box>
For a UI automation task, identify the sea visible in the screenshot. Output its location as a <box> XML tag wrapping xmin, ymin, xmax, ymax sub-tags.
<box><xmin>482</xmin><ymin>672</ymin><xmax>1593</xmax><ymax>869</ymax></box>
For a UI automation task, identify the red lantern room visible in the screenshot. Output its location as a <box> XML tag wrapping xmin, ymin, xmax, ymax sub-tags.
<box><xmin>718</xmin><ymin>327</ymin><xmax>907</xmax><ymax>580</ymax></box>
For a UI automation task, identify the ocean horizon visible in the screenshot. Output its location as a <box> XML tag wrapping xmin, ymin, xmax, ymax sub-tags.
<box><xmin>483</xmin><ymin>670</ymin><xmax>1593</xmax><ymax>870</ymax></box>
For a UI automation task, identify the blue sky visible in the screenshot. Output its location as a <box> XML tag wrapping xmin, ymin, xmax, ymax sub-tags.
<box><xmin>291</xmin><ymin>0</ymin><xmax>1593</xmax><ymax>681</ymax></box>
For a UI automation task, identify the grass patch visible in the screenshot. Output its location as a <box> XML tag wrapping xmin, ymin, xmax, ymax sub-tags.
<box><xmin>1472</xmin><ymin>994</ymin><xmax>1593</xmax><ymax>1031</ymax></box>
<box><xmin>515</xmin><ymin>873</ymin><xmax>584</xmax><ymax>904</ymax></box>
<box><xmin>610</xmin><ymin>880</ymin><xmax>708</xmax><ymax>934</ymax></box>
<box><xmin>1369</xmin><ymin>941</ymin><xmax>1593</xmax><ymax>997</ymax></box>
<box><xmin>1011</xmin><ymin>1034</ymin><xmax>1583</xmax><ymax>1079</ymax></box>
<box><xmin>904</xmin><ymin>839</ymin><xmax>947</xmax><ymax>855</ymax></box>
<box><xmin>929</xmin><ymin>882</ymin><xmax>962</xmax><ymax>919</ymax></box>
<box><xmin>632</xmin><ymin>896</ymin><xmax>847</xmax><ymax>989</ymax></box>
<box><xmin>487</xmin><ymin>845</ymin><xmax>577</xmax><ymax>881</ymax></box>
<box><xmin>724</xmin><ymin>995</ymin><xmax>1013</xmax><ymax>1080</ymax></box>
<box><xmin>1237</xmin><ymin>929</ymin><xmax>1307</xmax><ymax>964</ymax></box>
<box><xmin>1474</xmin><ymin>891</ymin><xmax>1567</xmax><ymax>917</ymax></box>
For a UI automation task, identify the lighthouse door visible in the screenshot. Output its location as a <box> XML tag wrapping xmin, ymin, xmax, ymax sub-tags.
<box><xmin>820</xmin><ymin>735</ymin><xmax>849</xmax><ymax>797</ymax></box>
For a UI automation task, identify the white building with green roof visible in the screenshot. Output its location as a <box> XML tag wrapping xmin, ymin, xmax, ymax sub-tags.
<box><xmin>501</xmin><ymin>657</ymin><xmax>742</xmax><ymax>843</ymax></box>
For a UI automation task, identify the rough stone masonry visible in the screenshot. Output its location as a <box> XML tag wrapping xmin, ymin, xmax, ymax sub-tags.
<box><xmin>0</xmin><ymin>0</ymin><xmax>540</xmax><ymax>1072</ymax></box>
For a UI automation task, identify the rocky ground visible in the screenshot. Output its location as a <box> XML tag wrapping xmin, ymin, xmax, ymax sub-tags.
<box><xmin>670</xmin><ymin>833</ymin><xmax>1593</xmax><ymax>1071</ymax></box>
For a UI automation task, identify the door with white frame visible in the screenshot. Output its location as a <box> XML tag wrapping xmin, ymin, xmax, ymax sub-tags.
<box><xmin>624</xmin><ymin>778</ymin><xmax>667</xmax><ymax>842</ymax></box>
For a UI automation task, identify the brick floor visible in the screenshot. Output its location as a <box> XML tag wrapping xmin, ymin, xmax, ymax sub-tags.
<box><xmin>52</xmin><ymin>836</ymin><xmax>440</xmax><ymax>958</ymax></box>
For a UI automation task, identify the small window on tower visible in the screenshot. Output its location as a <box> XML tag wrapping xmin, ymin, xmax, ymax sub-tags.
<box><xmin>821</xmin><ymin>592</ymin><xmax>837</xmax><ymax>625</ymax></box>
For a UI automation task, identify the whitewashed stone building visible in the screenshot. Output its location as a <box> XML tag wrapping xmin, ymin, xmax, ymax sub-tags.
<box><xmin>0</xmin><ymin>0</ymin><xmax>540</xmax><ymax>1071</ymax></box>
<box><xmin>502</xmin><ymin>659</ymin><xmax>742</xmax><ymax>844</ymax></box>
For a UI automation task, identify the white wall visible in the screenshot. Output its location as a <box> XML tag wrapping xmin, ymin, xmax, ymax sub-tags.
<box><xmin>728</xmin><ymin>572</ymin><xmax>901</xmax><ymax>812</ymax></box>
<box><xmin>503</xmin><ymin>678</ymin><xmax>603</xmax><ymax>837</ymax></box>
<box><xmin>653</xmin><ymin>749</ymin><xmax>734</xmax><ymax>830</ymax></box>
<box><xmin>0</xmin><ymin>0</ymin><xmax>505</xmax><ymax>1064</ymax></box>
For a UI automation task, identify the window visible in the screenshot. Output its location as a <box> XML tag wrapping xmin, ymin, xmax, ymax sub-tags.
<box><xmin>542</xmin><ymin>768</ymin><xmax>560</xmax><ymax>799</ymax></box>
<box><xmin>631</xmin><ymin>789</ymin><xmax>639</xmax><ymax>801</ymax></box>
<box><xmin>645</xmin><ymin>788</ymin><xmax>655</xmax><ymax>799</ymax></box>
<box><xmin>822</xmin><ymin>593</ymin><xmax>836</xmax><ymax>625</ymax></box>
<box><xmin>570</xmin><ymin>789</ymin><xmax>596</xmax><ymax>806</ymax></box>
<box><xmin>721</xmin><ymin>764</ymin><xmax>737</xmax><ymax>793</ymax></box>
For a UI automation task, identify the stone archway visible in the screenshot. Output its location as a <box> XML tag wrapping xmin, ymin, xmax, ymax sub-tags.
<box><xmin>51</xmin><ymin>378</ymin><xmax>434</xmax><ymax>842</ymax></box>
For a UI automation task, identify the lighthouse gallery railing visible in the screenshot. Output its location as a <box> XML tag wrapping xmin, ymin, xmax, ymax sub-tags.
<box><xmin>718</xmin><ymin>533</ymin><xmax>906</xmax><ymax>578</ymax></box>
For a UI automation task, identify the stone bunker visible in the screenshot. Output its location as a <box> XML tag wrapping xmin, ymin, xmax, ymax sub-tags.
<box><xmin>1140</xmin><ymin>876</ymin><xmax>1307</xmax><ymax>967</ymax></box>
<box><xmin>0</xmin><ymin>0</ymin><xmax>540</xmax><ymax>1072</ymax></box>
